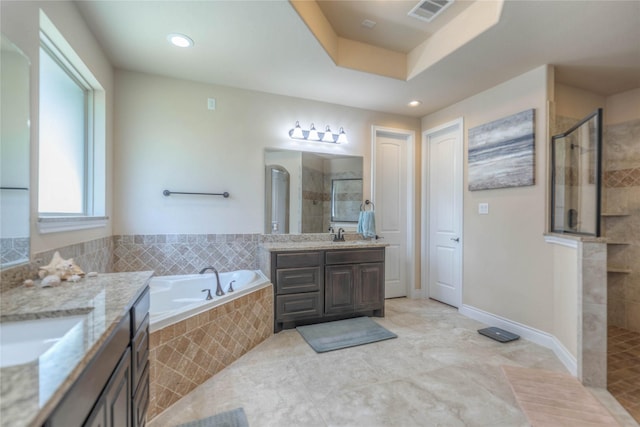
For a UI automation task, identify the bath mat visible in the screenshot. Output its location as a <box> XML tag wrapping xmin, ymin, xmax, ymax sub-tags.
<box><xmin>502</xmin><ymin>366</ymin><xmax>619</xmax><ymax>426</ymax></box>
<box><xmin>175</xmin><ymin>408</ymin><xmax>249</xmax><ymax>427</ymax></box>
<box><xmin>296</xmin><ymin>316</ymin><xmax>397</xmax><ymax>353</ymax></box>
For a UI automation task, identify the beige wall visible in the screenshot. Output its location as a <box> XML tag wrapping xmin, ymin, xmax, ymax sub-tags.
<box><xmin>0</xmin><ymin>1</ymin><xmax>114</xmax><ymax>255</ymax></box>
<box><xmin>113</xmin><ymin>70</ymin><xmax>420</xmax><ymax>236</ymax></box>
<box><xmin>422</xmin><ymin>65</ymin><xmax>557</xmax><ymax>334</ymax></box>
<box><xmin>555</xmin><ymin>84</ymin><xmax>605</xmax><ymax>120</ymax></box>
<box><xmin>552</xmin><ymin>244</ymin><xmax>579</xmax><ymax>356</ymax></box>
<box><xmin>605</xmin><ymin>88</ymin><xmax>640</xmax><ymax>125</ymax></box>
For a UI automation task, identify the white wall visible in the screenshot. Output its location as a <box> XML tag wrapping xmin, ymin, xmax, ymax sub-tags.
<box><xmin>422</xmin><ymin>66</ymin><xmax>557</xmax><ymax>334</ymax></box>
<box><xmin>113</xmin><ymin>70</ymin><xmax>420</xmax><ymax>235</ymax></box>
<box><xmin>0</xmin><ymin>1</ymin><xmax>114</xmax><ymax>254</ymax></box>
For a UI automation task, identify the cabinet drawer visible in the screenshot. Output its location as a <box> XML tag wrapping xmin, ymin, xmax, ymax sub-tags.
<box><xmin>131</xmin><ymin>287</ymin><xmax>150</xmax><ymax>335</ymax></box>
<box><xmin>326</xmin><ymin>248</ymin><xmax>385</xmax><ymax>265</ymax></box>
<box><xmin>131</xmin><ymin>314</ymin><xmax>149</xmax><ymax>396</ymax></box>
<box><xmin>276</xmin><ymin>251</ymin><xmax>322</xmax><ymax>268</ymax></box>
<box><xmin>276</xmin><ymin>267</ymin><xmax>322</xmax><ymax>294</ymax></box>
<box><xmin>276</xmin><ymin>293</ymin><xmax>322</xmax><ymax>321</ymax></box>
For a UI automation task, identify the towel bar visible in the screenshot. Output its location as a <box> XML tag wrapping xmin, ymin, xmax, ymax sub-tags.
<box><xmin>360</xmin><ymin>200</ymin><xmax>375</xmax><ymax>211</ymax></box>
<box><xmin>163</xmin><ymin>189</ymin><xmax>229</xmax><ymax>198</ymax></box>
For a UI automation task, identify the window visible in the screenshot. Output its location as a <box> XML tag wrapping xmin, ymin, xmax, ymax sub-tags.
<box><xmin>38</xmin><ymin>11</ymin><xmax>106</xmax><ymax>233</ymax></box>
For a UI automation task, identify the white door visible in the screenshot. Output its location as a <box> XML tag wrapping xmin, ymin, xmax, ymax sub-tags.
<box><xmin>423</xmin><ymin>119</ymin><xmax>463</xmax><ymax>307</ymax></box>
<box><xmin>373</xmin><ymin>128</ymin><xmax>415</xmax><ymax>299</ymax></box>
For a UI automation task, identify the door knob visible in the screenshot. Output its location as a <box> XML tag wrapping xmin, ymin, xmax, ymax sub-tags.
<box><xmin>450</xmin><ymin>237</ymin><xmax>460</xmax><ymax>242</ymax></box>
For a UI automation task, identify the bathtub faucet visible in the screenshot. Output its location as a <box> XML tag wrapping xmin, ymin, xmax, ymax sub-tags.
<box><xmin>199</xmin><ymin>266</ymin><xmax>225</xmax><ymax>296</ymax></box>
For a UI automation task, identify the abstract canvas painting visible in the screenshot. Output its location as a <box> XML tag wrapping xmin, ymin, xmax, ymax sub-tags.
<box><xmin>468</xmin><ymin>109</ymin><xmax>535</xmax><ymax>191</ymax></box>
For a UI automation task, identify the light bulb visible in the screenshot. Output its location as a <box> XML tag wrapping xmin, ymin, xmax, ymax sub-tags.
<box><xmin>322</xmin><ymin>125</ymin><xmax>334</xmax><ymax>142</ymax></box>
<box><xmin>308</xmin><ymin>123</ymin><xmax>320</xmax><ymax>141</ymax></box>
<box><xmin>290</xmin><ymin>121</ymin><xmax>304</xmax><ymax>139</ymax></box>
<box><xmin>336</xmin><ymin>127</ymin><xmax>348</xmax><ymax>144</ymax></box>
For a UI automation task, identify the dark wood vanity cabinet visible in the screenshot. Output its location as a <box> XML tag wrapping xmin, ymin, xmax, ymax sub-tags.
<box><xmin>46</xmin><ymin>287</ymin><xmax>150</xmax><ymax>427</ymax></box>
<box><xmin>272</xmin><ymin>247</ymin><xmax>385</xmax><ymax>331</ymax></box>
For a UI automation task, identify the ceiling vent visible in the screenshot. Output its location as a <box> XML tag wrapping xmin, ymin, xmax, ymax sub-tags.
<box><xmin>408</xmin><ymin>0</ymin><xmax>454</xmax><ymax>23</ymax></box>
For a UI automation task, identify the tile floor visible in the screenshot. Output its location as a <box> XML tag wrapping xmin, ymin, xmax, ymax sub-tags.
<box><xmin>608</xmin><ymin>325</ymin><xmax>640</xmax><ymax>423</ymax></box>
<box><xmin>149</xmin><ymin>299</ymin><xmax>637</xmax><ymax>427</ymax></box>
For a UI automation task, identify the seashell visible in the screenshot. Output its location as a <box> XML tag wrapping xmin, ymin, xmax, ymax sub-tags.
<box><xmin>87</xmin><ymin>272</ymin><xmax>98</xmax><ymax>278</ymax></box>
<box><xmin>23</xmin><ymin>279</ymin><xmax>35</xmax><ymax>287</ymax></box>
<box><xmin>40</xmin><ymin>275</ymin><xmax>61</xmax><ymax>288</ymax></box>
<box><xmin>38</xmin><ymin>251</ymin><xmax>85</xmax><ymax>280</ymax></box>
<box><xmin>68</xmin><ymin>274</ymin><xmax>82</xmax><ymax>283</ymax></box>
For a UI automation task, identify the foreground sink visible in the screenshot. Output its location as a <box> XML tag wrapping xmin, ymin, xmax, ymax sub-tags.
<box><xmin>0</xmin><ymin>315</ymin><xmax>86</xmax><ymax>368</ymax></box>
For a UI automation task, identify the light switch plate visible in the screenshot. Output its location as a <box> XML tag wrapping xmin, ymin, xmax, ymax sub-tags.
<box><xmin>478</xmin><ymin>203</ymin><xmax>489</xmax><ymax>215</ymax></box>
<box><xmin>207</xmin><ymin>98</ymin><xmax>216</xmax><ymax>110</ymax></box>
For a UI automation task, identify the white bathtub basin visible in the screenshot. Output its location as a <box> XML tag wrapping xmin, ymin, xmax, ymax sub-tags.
<box><xmin>0</xmin><ymin>315</ymin><xmax>86</xmax><ymax>368</ymax></box>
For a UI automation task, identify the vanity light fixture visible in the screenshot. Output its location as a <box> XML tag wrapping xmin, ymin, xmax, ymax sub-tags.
<box><xmin>167</xmin><ymin>33</ymin><xmax>194</xmax><ymax>48</ymax></box>
<box><xmin>288</xmin><ymin>122</ymin><xmax>348</xmax><ymax>144</ymax></box>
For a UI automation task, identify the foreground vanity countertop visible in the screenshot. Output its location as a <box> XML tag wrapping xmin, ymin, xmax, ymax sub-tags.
<box><xmin>0</xmin><ymin>271</ymin><xmax>153</xmax><ymax>427</ymax></box>
<box><xmin>261</xmin><ymin>240</ymin><xmax>389</xmax><ymax>252</ymax></box>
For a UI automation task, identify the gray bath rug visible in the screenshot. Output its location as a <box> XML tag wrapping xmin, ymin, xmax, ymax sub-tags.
<box><xmin>296</xmin><ymin>316</ymin><xmax>397</xmax><ymax>353</ymax></box>
<box><xmin>175</xmin><ymin>408</ymin><xmax>249</xmax><ymax>427</ymax></box>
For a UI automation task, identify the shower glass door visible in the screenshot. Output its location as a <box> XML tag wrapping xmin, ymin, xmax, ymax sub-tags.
<box><xmin>551</xmin><ymin>109</ymin><xmax>603</xmax><ymax>236</ymax></box>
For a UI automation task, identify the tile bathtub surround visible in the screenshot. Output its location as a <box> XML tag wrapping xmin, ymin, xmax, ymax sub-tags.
<box><xmin>0</xmin><ymin>236</ymin><xmax>113</xmax><ymax>294</ymax></box>
<box><xmin>112</xmin><ymin>234</ymin><xmax>261</xmax><ymax>276</ymax></box>
<box><xmin>148</xmin><ymin>285</ymin><xmax>273</xmax><ymax>421</ymax></box>
<box><xmin>148</xmin><ymin>298</ymin><xmax>638</xmax><ymax>427</ymax></box>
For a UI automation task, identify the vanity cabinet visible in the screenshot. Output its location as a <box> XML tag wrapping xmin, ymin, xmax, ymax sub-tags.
<box><xmin>272</xmin><ymin>247</ymin><xmax>385</xmax><ymax>331</ymax></box>
<box><xmin>46</xmin><ymin>287</ymin><xmax>150</xmax><ymax>427</ymax></box>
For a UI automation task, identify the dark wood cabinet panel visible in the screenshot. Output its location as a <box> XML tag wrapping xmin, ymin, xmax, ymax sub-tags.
<box><xmin>84</xmin><ymin>348</ymin><xmax>131</xmax><ymax>427</ymax></box>
<box><xmin>133</xmin><ymin>364</ymin><xmax>149</xmax><ymax>427</ymax></box>
<box><xmin>131</xmin><ymin>314</ymin><xmax>149</xmax><ymax>397</ymax></box>
<box><xmin>276</xmin><ymin>267</ymin><xmax>322</xmax><ymax>294</ymax></box>
<box><xmin>272</xmin><ymin>247</ymin><xmax>385</xmax><ymax>331</ymax></box>
<box><xmin>276</xmin><ymin>292</ymin><xmax>323</xmax><ymax>321</ymax></box>
<box><xmin>355</xmin><ymin>263</ymin><xmax>384</xmax><ymax>311</ymax></box>
<box><xmin>276</xmin><ymin>251</ymin><xmax>322</xmax><ymax>268</ymax></box>
<box><xmin>325</xmin><ymin>265</ymin><xmax>356</xmax><ymax>315</ymax></box>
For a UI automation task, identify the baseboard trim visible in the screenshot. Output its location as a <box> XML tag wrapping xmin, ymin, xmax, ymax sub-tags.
<box><xmin>459</xmin><ymin>304</ymin><xmax>577</xmax><ymax>376</ymax></box>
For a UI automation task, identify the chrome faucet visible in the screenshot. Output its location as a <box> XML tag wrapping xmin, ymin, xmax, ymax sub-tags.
<box><xmin>199</xmin><ymin>266</ymin><xmax>225</xmax><ymax>296</ymax></box>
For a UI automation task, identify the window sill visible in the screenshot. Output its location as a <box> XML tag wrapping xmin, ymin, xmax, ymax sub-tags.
<box><xmin>38</xmin><ymin>216</ymin><xmax>109</xmax><ymax>234</ymax></box>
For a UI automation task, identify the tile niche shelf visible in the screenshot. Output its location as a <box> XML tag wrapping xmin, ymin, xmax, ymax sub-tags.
<box><xmin>602</xmin><ymin>211</ymin><xmax>632</xmax><ymax>274</ymax></box>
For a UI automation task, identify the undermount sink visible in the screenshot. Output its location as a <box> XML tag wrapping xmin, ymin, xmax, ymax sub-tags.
<box><xmin>0</xmin><ymin>315</ymin><xmax>86</xmax><ymax>368</ymax></box>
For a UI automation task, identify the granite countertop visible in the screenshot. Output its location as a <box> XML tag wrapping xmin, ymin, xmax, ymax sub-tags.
<box><xmin>260</xmin><ymin>239</ymin><xmax>389</xmax><ymax>252</ymax></box>
<box><xmin>0</xmin><ymin>271</ymin><xmax>153</xmax><ymax>427</ymax></box>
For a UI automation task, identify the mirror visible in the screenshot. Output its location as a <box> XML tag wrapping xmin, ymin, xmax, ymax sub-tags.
<box><xmin>331</xmin><ymin>179</ymin><xmax>363</xmax><ymax>222</ymax></box>
<box><xmin>0</xmin><ymin>34</ymin><xmax>30</xmax><ymax>268</ymax></box>
<box><xmin>265</xmin><ymin>149</ymin><xmax>363</xmax><ymax>234</ymax></box>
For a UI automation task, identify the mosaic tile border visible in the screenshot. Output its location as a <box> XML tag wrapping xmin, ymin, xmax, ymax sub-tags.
<box><xmin>604</xmin><ymin>167</ymin><xmax>640</xmax><ymax>188</ymax></box>
<box><xmin>148</xmin><ymin>285</ymin><xmax>273</xmax><ymax>420</ymax></box>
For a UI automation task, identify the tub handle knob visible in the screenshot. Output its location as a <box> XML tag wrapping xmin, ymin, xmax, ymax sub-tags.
<box><xmin>201</xmin><ymin>289</ymin><xmax>213</xmax><ymax>300</ymax></box>
<box><xmin>227</xmin><ymin>280</ymin><xmax>236</xmax><ymax>293</ymax></box>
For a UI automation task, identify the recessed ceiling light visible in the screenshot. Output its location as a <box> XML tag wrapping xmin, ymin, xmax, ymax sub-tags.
<box><xmin>408</xmin><ymin>100</ymin><xmax>422</xmax><ymax>107</ymax></box>
<box><xmin>167</xmin><ymin>33</ymin><xmax>194</xmax><ymax>48</ymax></box>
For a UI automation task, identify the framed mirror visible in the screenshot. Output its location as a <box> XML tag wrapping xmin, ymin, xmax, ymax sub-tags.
<box><xmin>1</xmin><ymin>34</ymin><xmax>30</xmax><ymax>268</ymax></box>
<box><xmin>331</xmin><ymin>178</ymin><xmax>362</xmax><ymax>222</ymax></box>
<box><xmin>264</xmin><ymin>149</ymin><xmax>363</xmax><ymax>234</ymax></box>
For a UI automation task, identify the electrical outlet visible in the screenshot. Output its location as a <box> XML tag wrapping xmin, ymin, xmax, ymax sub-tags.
<box><xmin>479</xmin><ymin>203</ymin><xmax>489</xmax><ymax>215</ymax></box>
<box><xmin>207</xmin><ymin>98</ymin><xmax>216</xmax><ymax>110</ymax></box>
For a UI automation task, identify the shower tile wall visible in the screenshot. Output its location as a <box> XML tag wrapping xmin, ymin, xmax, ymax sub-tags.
<box><xmin>0</xmin><ymin>237</ymin><xmax>29</xmax><ymax>267</ymax></box>
<box><xmin>112</xmin><ymin>234</ymin><xmax>260</xmax><ymax>276</ymax></box>
<box><xmin>323</xmin><ymin>170</ymin><xmax>363</xmax><ymax>227</ymax></box>
<box><xmin>301</xmin><ymin>165</ymin><xmax>325</xmax><ymax>233</ymax></box>
<box><xmin>604</xmin><ymin>118</ymin><xmax>640</xmax><ymax>333</ymax></box>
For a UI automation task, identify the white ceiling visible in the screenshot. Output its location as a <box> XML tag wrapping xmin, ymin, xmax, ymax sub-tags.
<box><xmin>76</xmin><ymin>0</ymin><xmax>640</xmax><ymax>118</ymax></box>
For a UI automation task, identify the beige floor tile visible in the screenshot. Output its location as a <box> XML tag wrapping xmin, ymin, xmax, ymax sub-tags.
<box><xmin>150</xmin><ymin>298</ymin><xmax>634</xmax><ymax>427</ymax></box>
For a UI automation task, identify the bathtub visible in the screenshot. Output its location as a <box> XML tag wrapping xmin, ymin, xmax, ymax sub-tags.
<box><xmin>149</xmin><ymin>269</ymin><xmax>270</xmax><ymax>332</ymax></box>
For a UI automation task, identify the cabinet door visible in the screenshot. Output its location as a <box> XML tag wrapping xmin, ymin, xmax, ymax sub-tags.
<box><xmin>325</xmin><ymin>265</ymin><xmax>356</xmax><ymax>315</ymax></box>
<box><xmin>355</xmin><ymin>263</ymin><xmax>384</xmax><ymax>311</ymax></box>
<box><xmin>107</xmin><ymin>347</ymin><xmax>132</xmax><ymax>427</ymax></box>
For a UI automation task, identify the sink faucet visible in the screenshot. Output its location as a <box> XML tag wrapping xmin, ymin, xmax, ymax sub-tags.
<box><xmin>333</xmin><ymin>228</ymin><xmax>345</xmax><ymax>242</ymax></box>
<box><xmin>199</xmin><ymin>266</ymin><xmax>225</xmax><ymax>296</ymax></box>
